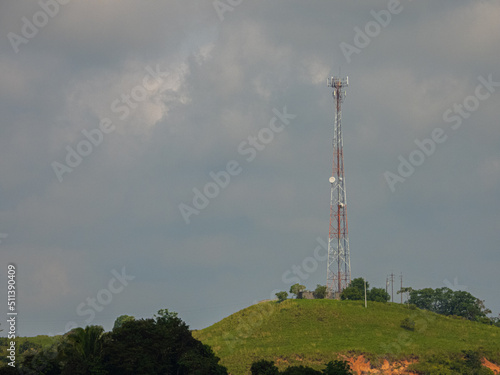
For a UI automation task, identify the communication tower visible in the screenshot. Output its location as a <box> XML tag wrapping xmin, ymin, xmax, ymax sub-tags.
<box><xmin>326</xmin><ymin>76</ymin><xmax>351</xmax><ymax>298</ymax></box>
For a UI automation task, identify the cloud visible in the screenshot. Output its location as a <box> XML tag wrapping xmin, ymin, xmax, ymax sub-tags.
<box><xmin>1</xmin><ymin>0</ymin><xmax>499</xmax><ymax>336</ymax></box>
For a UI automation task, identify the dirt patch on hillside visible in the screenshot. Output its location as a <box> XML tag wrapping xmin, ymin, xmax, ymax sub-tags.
<box><xmin>483</xmin><ymin>358</ymin><xmax>500</xmax><ymax>374</ymax></box>
<box><xmin>341</xmin><ymin>355</ymin><xmax>500</xmax><ymax>375</ymax></box>
<box><xmin>341</xmin><ymin>355</ymin><xmax>417</xmax><ymax>374</ymax></box>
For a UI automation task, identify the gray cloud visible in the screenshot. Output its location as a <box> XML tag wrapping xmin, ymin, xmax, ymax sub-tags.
<box><xmin>0</xmin><ymin>0</ymin><xmax>499</xmax><ymax>336</ymax></box>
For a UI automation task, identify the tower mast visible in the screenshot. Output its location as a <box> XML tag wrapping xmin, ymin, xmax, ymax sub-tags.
<box><xmin>326</xmin><ymin>75</ymin><xmax>351</xmax><ymax>298</ymax></box>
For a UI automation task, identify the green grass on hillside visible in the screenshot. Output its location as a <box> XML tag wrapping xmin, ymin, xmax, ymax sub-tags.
<box><xmin>0</xmin><ymin>335</ymin><xmax>59</xmax><ymax>367</ymax></box>
<box><xmin>192</xmin><ymin>299</ymin><xmax>500</xmax><ymax>375</ymax></box>
<box><xmin>0</xmin><ymin>335</ymin><xmax>58</xmax><ymax>350</ymax></box>
<box><xmin>16</xmin><ymin>336</ymin><xmax>58</xmax><ymax>347</ymax></box>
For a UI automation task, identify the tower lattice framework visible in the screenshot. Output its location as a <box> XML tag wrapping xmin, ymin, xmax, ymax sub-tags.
<box><xmin>326</xmin><ymin>76</ymin><xmax>351</xmax><ymax>297</ymax></box>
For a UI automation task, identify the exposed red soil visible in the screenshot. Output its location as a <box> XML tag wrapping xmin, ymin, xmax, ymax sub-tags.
<box><xmin>483</xmin><ymin>358</ymin><xmax>500</xmax><ymax>374</ymax></box>
<box><xmin>340</xmin><ymin>355</ymin><xmax>500</xmax><ymax>375</ymax></box>
<box><xmin>343</xmin><ymin>355</ymin><xmax>418</xmax><ymax>374</ymax></box>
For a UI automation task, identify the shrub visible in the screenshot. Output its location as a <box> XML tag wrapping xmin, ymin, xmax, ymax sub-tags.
<box><xmin>314</xmin><ymin>285</ymin><xmax>327</xmax><ymax>299</ymax></box>
<box><xmin>281</xmin><ymin>365</ymin><xmax>321</xmax><ymax>374</ymax></box>
<box><xmin>275</xmin><ymin>291</ymin><xmax>288</xmax><ymax>303</ymax></box>
<box><xmin>340</xmin><ymin>286</ymin><xmax>363</xmax><ymax>301</ymax></box>
<box><xmin>323</xmin><ymin>360</ymin><xmax>355</xmax><ymax>375</ymax></box>
<box><xmin>400</xmin><ymin>317</ymin><xmax>416</xmax><ymax>331</ymax></box>
<box><xmin>409</xmin><ymin>351</ymin><xmax>494</xmax><ymax>375</ymax></box>
<box><xmin>250</xmin><ymin>359</ymin><xmax>279</xmax><ymax>375</ymax></box>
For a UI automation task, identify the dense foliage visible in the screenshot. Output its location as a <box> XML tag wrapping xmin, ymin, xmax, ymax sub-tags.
<box><xmin>103</xmin><ymin>310</ymin><xmax>227</xmax><ymax>375</ymax></box>
<box><xmin>275</xmin><ymin>291</ymin><xmax>288</xmax><ymax>302</ymax></box>
<box><xmin>289</xmin><ymin>283</ymin><xmax>306</xmax><ymax>298</ymax></box>
<box><xmin>408</xmin><ymin>287</ymin><xmax>493</xmax><ymax>322</ymax></box>
<box><xmin>3</xmin><ymin>310</ymin><xmax>227</xmax><ymax>375</ymax></box>
<box><xmin>340</xmin><ymin>278</ymin><xmax>390</xmax><ymax>302</ymax></box>
<box><xmin>250</xmin><ymin>360</ymin><xmax>354</xmax><ymax>375</ymax></box>
<box><xmin>314</xmin><ymin>284</ymin><xmax>328</xmax><ymax>299</ymax></box>
<box><xmin>409</xmin><ymin>350</ymin><xmax>495</xmax><ymax>375</ymax></box>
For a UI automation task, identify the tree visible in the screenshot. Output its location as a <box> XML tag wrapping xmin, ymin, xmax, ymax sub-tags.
<box><xmin>289</xmin><ymin>283</ymin><xmax>306</xmax><ymax>299</ymax></box>
<box><xmin>314</xmin><ymin>285</ymin><xmax>328</xmax><ymax>299</ymax></box>
<box><xmin>322</xmin><ymin>360</ymin><xmax>355</xmax><ymax>375</ymax></box>
<box><xmin>400</xmin><ymin>317</ymin><xmax>415</xmax><ymax>331</ymax></box>
<box><xmin>398</xmin><ymin>287</ymin><xmax>413</xmax><ymax>304</ymax></box>
<box><xmin>155</xmin><ymin>308</ymin><xmax>179</xmax><ymax>321</ymax></box>
<box><xmin>0</xmin><ymin>367</ymin><xmax>18</xmax><ymax>375</ymax></box>
<box><xmin>19</xmin><ymin>340</ymin><xmax>42</xmax><ymax>355</ymax></box>
<box><xmin>103</xmin><ymin>309</ymin><xmax>227</xmax><ymax>375</ymax></box>
<box><xmin>462</xmin><ymin>350</ymin><xmax>483</xmax><ymax>370</ymax></box>
<box><xmin>340</xmin><ymin>287</ymin><xmax>363</xmax><ymax>301</ymax></box>
<box><xmin>448</xmin><ymin>291</ymin><xmax>490</xmax><ymax>321</ymax></box>
<box><xmin>369</xmin><ymin>288</ymin><xmax>390</xmax><ymax>303</ymax></box>
<box><xmin>411</xmin><ymin>350</ymin><xmax>493</xmax><ymax>374</ymax></box>
<box><xmin>60</xmin><ymin>325</ymin><xmax>106</xmax><ymax>375</ymax></box>
<box><xmin>250</xmin><ymin>359</ymin><xmax>279</xmax><ymax>375</ymax></box>
<box><xmin>281</xmin><ymin>365</ymin><xmax>321</xmax><ymax>374</ymax></box>
<box><xmin>408</xmin><ymin>288</ymin><xmax>492</xmax><ymax>322</ymax></box>
<box><xmin>112</xmin><ymin>315</ymin><xmax>134</xmax><ymax>330</ymax></box>
<box><xmin>408</xmin><ymin>288</ymin><xmax>436</xmax><ymax>311</ymax></box>
<box><xmin>276</xmin><ymin>291</ymin><xmax>288</xmax><ymax>303</ymax></box>
<box><xmin>492</xmin><ymin>314</ymin><xmax>500</xmax><ymax>327</ymax></box>
<box><xmin>19</xmin><ymin>344</ymin><xmax>61</xmax><ymax>375</ymax></box>
<box><xmin>432</xmin><ymin>287</ymin><xmax>454</xmax><ymax>315</ymax></box>
<box><xmin>368</xmin><ymin>288</ymin><xmax>390</xmax><ymax>303</ymax></box>
<box><xmin>349</xmin><ymin>278</ymin><xmax>368</xmax><ymax>293</ymax></box>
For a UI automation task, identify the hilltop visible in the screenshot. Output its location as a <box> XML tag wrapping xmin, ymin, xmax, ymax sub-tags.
<box><xmin>192</xmin><ymin>299</ymin><xmax>500</xmax><ymax>374</ymax></box>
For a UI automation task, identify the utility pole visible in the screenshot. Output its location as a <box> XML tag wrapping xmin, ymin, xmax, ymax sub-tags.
<box><xmin>400</xmin><ymin>273</ymin><xmax>403</xmax><ymax>304</ymax></box>
<box><xmin>390</xmin><ymin>273</ymin><xmax>395</xmax><ymax>303</ymax></box>
<box><xmin>364</xmin><ymin>278</ymin><xmax>367</xmax><ymax>308</ymax></box>
<box><xmin>326</xmin><ymin>76</ymin><xmax>351</xmax><ymax>298</ymax></box>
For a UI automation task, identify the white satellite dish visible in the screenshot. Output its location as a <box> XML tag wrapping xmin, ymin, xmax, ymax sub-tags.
<box><xmin>329</xmin><ymin>177</ymin><xmax>335</xmax><ymax>184</ymax></box>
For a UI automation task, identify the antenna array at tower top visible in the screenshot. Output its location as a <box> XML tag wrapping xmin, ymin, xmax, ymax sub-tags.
<box><xmin>327</xmin><ymin>76</ymin><xmax>348</xmax><ymax>88</ymax></box>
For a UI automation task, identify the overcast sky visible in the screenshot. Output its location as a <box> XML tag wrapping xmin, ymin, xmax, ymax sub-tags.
<box><xmin>0</xmin><ymin>0</ymin><xmax>499</xmax><ymax>337</ymax></box>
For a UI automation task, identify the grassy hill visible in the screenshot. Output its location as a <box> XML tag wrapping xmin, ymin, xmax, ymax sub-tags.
<box><xmin>192</xmin><ymin>299</ymin><xmax>500</xmax><ymax>374</ymax></box>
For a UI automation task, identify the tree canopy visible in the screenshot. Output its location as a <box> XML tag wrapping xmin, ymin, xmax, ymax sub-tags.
<box><xmin>289</xmin><ymin>283</ymin><xmax>306</xmax><ymax>298</ymax></box>
<box><xmin>350</xmin><ymin>277</ymin><xmax>368</xmax><ymax>292</ymax></box>
<box><xmin>408</xmin><ymin>287</ymin><xmax>492</xmax><ymax>322</ymax></box>
<box><xmin>103</xmin><ymin>309</ymin><xmax>227</xmax><ymax>374</ymax></box>
<box><xmin>112</xmin><ymin>315</ymin><xmax>134</xmax><ymax>330</ymax></box>
<box><xmin>340</xmin><ymin>278</ymin><xmax>389</xmax><ymax>303</ymax></box>
<box><xmin>14</xmin><ymin>310</ymin><xmax>228</xmax><ymax>375</ymax></box>
<box><xmin>368</xmin><ymin>287</ymin><xmax>390</xmax><ymax>303</ymax></box>
<box><xmin>314</xmin><ymin>285</ymin><xmax>327</xmax><ymax>299</ymax></box>
<box><xmin>250</xmin><ymin>360</ymin><xmax>353</xmax><ymax>375</ymax></box>
<box><xmin>276</xmin><ymin>291</ymin><xmax>288</xmax><ymax>302</ymax></box>
<box><xmin>340</xmin><ymin>286</ymin><xmax>363</xmax><ymax>301</ymax></box>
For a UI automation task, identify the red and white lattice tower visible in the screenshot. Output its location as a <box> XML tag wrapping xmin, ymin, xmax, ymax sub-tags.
<box><xmin>326</xmin><ymin>76</ymin><xmax>351</xmax><ymax>298</ymax></box>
